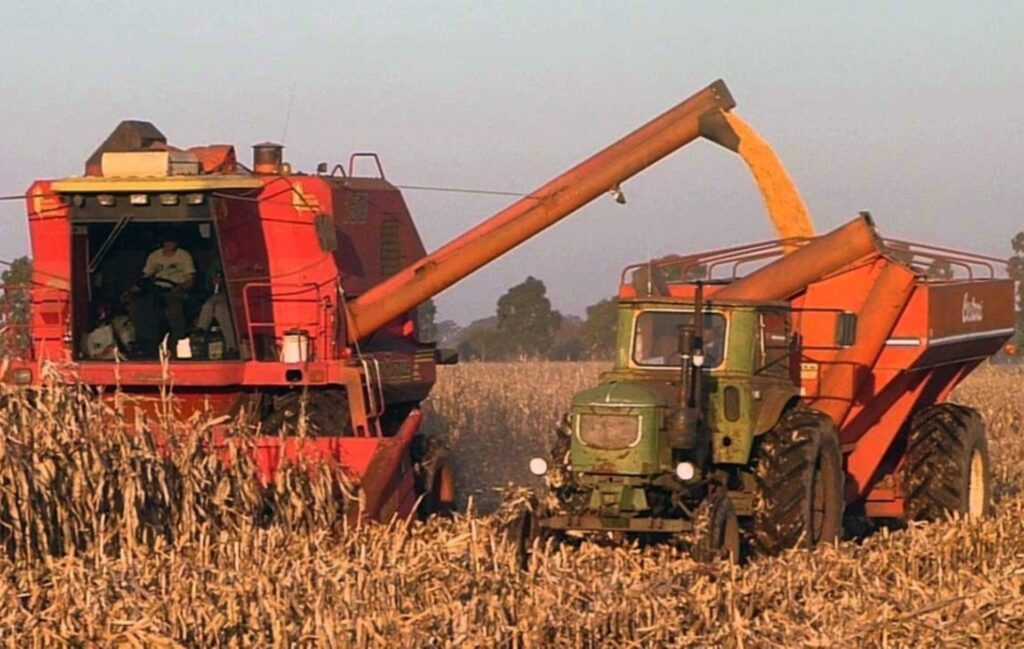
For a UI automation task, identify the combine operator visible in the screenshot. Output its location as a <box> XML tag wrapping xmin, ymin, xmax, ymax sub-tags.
<box><xmin>127</xmin><ymin>231</ymin><xmax>195</xmax><ymax>357</ymax></box>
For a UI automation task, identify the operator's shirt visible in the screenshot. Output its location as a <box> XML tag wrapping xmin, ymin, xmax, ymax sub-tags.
<box><xmin>143</xmin><ymin>248</ymin><xmax>195</xmax><ymax>287</ymax></box>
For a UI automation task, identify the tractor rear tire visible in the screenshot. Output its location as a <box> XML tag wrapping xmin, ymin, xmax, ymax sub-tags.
<box><xmin>753</xmin><ymin>408</ymin><xmax>845</xmax><ymax>554</ymax></box>
<box><xmin>690</xmin><ymin>488</ymin><xmax>740</xmax><ymax>563</ymax></box>
<box><xmin>903</xmin><ymin>403</ymin><xmax>991</xmax><ymax>521</ymax></box>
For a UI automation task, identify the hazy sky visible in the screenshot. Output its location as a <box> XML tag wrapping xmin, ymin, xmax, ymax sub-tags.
<box><xmin>2</xmin><ymin>1</ymin><xmax>1021</xmax><ymax>324</ymax></box>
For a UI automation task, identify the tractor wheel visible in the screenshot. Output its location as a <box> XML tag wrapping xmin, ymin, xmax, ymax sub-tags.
<box><xmin>508</xmin><ymin>506</ymin><xmax>541</xmax><ymax>570</ymax></box>
<box><xmin>504</xmin><ymin>495</ymin><xmax>556</xmax><ymax>570</ymax></box>
<box><xmin>690</xmin><ymin>488</ymin><xmax>740</xmax><ymax>563</ymax></box>
<box><xmin>753</xmin><ymin>408</ymin><xmax>845</xmax><ymax>554</ymax></box>
<box><xmin>903</xmin><ymin>403</ymin><xmax>991</xmax><ymax>521</ymax></box>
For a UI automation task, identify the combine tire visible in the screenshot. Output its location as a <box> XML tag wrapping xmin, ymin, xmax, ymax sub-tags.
<box><xmin>753</xmin><ymin>408</ymin><xmax>844</xmax><ymax>554</ymax></box>
<box><xmin>690</xmin><ymin>488</ymin><xmax>740</xmax><ymax>563</ymax></box>
<box><xmin>903</xmin><ymin>403</ymin><xmax>991</xmax><ymax>521</ymax></box>
<box><xmin>260</xmin><ymin>390</ymin><xmax>351</xmax><ymax>436</ymax></box>
<box><xmin>412</xmin><ymin>435</ymin><xmax>456</xmax><ymax>518</ymax></box>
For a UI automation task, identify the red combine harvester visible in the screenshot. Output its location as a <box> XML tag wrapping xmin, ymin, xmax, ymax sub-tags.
<box><xmin>5</xmin><ymin>81</ymin><xmax>741</xmax><ymax>521</ymax></box>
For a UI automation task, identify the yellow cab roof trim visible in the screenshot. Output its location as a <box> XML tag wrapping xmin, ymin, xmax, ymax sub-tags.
<box><xmin>49</xmin><ymin>174</ymin><xmax>264</xmax><ymax>193</ymax></box>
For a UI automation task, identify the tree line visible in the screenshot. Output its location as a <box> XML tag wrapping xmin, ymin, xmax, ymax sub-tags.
<box><xmin>419</xmin><ymin>276</ymin><xmax>618</xmax><ymax>361</ymax></box>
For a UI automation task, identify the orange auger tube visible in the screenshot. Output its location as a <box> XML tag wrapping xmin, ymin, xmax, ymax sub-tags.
<box><xmin>810</xmin><ymin>262</ymin><xmax>917</xmax><ymax>426</ymax></box>
<box><xmin>714</xmin><ymin>215</ymin><xmax>880</xmax><ymax>302</ymax></box>
<box><xmin>345</xmin><ymin>80</ymin><xmax>737</xmax><ymax>342</ymax></box>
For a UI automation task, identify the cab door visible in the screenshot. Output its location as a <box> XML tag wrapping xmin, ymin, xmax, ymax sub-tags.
<box><xmin>748</xmin><ymin>307</ymin><xmax>799</xmax><ymax>436</ymax></box>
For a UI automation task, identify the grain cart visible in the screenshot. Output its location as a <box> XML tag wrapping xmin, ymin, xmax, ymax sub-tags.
<box><xmin>5</xmin><ymin>80</ymin><xmax>750</xmax><ymax>522</ymax></box>
<box><xmin>524</xmin><ymin>215</ymin><xmax>1013</xmax><ymax>559</ymax></box>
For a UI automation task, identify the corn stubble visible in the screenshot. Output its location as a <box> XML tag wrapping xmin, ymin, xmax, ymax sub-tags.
<box><xmin>0</xmin><ymin>362</ymin><xmax>1022</xmax><ymax>647</ymax></box>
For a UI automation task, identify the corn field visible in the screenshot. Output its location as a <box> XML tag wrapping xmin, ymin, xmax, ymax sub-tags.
<box><xmin>1</xmin><ymin>362</ymin><xmax>1023</xmax><ymax>647</ymax></box>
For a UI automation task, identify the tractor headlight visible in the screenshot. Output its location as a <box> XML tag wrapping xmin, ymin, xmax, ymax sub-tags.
<box><xmin>675</xmin><ymin>461</ymin><xmax>696</xmax><ymax>482</ymax></box>
<box><xmin>529</xmin><ymin>457</ymin><xmax>549</xmax><ymax>476</ymax></box>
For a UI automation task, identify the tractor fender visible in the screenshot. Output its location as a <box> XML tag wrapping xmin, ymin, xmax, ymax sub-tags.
<box><xmin>752</xmin><ymin>392</ymin><xmax>801</xmax><ymax>436</ymax></box>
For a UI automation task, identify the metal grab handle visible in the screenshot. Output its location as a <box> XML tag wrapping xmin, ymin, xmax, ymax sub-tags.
<box><xmin>359</xmin><ymin>358</ymin><xmax>386</xmax><ymax>423</ymax></box>
<box><xmin>348</xmin><ymin>153</ymin><xmax>386</xmax><ymax>179</ymax></box>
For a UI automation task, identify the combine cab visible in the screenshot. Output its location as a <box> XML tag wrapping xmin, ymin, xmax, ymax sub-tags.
<box><xmin>526</xmin><ymin>216</ymin><xmax>1013</xmax><ymax>559</ymax></box>
<box><xmin>6</xmin><ymin>81</ymin><xmax>748</xmax><ymax>522</ymax></box>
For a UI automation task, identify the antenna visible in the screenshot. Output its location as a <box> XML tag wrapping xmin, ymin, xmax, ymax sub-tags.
<box><xmin>280</xmin><ymin>81</ymin><xmax>297</xmax><ymax>143</ymax></box>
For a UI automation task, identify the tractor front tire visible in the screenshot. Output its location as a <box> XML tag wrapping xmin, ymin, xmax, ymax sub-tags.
<box><xmin>690</xmin><ymin>488</ymin><xmax>740</xmax><ymax>563</ymax></box>
<box><xmin>753</xmin><ymin>408</ymin><xmax>845</xmax><ymax>554</ymax></box>
<box><xmin>903</xmin><ymin>403</ymin><xmax>991</xmax><ymax>521</ymax></box>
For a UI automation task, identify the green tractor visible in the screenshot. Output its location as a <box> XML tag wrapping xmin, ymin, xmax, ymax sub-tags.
<box><xmin>523</xmin><ymin>283</ymin><xmax>847</xmax><ymax>562</ymax></box>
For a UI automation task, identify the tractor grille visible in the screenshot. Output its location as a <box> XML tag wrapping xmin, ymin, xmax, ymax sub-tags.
<box><xmin>577</xmin><ymin>414</ymin><xmax>641</xmax><ymax>450</ymax></box>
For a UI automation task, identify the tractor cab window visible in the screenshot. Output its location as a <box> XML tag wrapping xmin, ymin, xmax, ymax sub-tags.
<box><xmin>69</xmin><ymin>200</ymin><xmax>238</xmax><ymax>361</ymax></box>
<box><xmin>633</xmin><ymin>311</ymin><xmax>726</xmax><ymax>368</ymax></box>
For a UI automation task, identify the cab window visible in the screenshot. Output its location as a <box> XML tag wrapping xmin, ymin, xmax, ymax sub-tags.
<box><xmin>633</xmin><ymin>311</ymin><xmax>726</xmax><ymax>368</ymax></box>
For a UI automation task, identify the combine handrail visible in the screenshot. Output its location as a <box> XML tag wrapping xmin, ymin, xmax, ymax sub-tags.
<box><xmin>242</xmin><ymin>282</ymin><xmax>327</xmax><ymax>361</ymax></box>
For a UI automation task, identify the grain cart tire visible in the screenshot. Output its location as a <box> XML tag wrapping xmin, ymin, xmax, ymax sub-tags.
<box><xmin>903</xmin><ymin>403</ymin><xmax>991</xmax><ymax>520</ymax></box>
<box><xmin>753</xmin><ymin>408</ymin><xmax>844</xmax><ymax>554</ymax></box>
<box><xmin>691</xmin><ymin>488</ymin><xmax>741</xmax><ymax>563</ymax></box>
